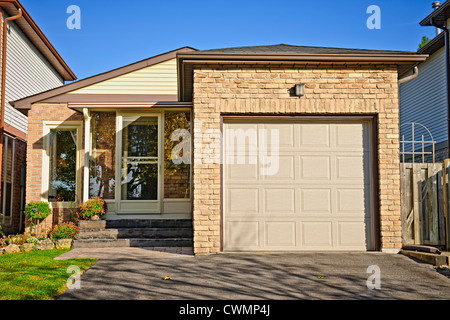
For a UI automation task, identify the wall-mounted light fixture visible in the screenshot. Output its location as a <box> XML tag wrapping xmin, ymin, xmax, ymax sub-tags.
<box><xmin>295</xmin><ymin>84</ymin><xmax>305</xmax><ymax>97</ymax></box>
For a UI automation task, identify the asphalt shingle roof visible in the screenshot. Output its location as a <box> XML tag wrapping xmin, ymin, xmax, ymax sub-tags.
<box><xmin>198</xmin><ymin>43</ymin><xmax>417</xmax><ymax>55</ymax></box>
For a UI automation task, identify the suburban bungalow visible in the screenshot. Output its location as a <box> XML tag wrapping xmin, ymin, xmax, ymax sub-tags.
<box><xmin>0</xmin><ymin>0</ymin><xmax>76</xmax><ymax>235</ymax></box>
<box><xmin>13</xmin><ymin>43</ymin><xmax>427</xmax><ymax>254</ymax></box>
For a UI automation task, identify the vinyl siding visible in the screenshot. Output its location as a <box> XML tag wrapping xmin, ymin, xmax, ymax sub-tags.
<box><xmin>399</xmin><ymin>46</ymin><xmax>447</xmax><ymax>147</ymax></box>
<box><xmin>69</xmin><ymin>58</ymin><xmax>178</xmax><ymax>95</ymax></box>
<box><xmin>1</xmin><ymin>13</ymin><xmax>64</xmax><ymax>134</ymax></box>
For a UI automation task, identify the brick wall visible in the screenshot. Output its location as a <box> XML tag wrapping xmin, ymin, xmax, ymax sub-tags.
<box><xmin>26</xmin><ymin>103</ymin><xmax>83</xmax><ymax>235</ymax></box>
<box><xmin>192</xmin><ymin>63</ymin><xmax>401</xmax><ymax>254</ymax></box>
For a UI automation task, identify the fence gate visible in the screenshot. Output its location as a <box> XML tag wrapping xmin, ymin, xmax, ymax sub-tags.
<box><xmin>401</xmin><ymin>163</ymin><xmax>448</xmax><ymax>247</ymax></box>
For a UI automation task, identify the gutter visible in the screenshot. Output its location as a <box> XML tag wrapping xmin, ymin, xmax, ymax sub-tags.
<box><xmin>429</xmin><ymin>16</ymin><xmax>450</xmax><ymax>159</ymax></box>
<box><xmin>0</xmin><ymin>7</ymin><xmax>22</xmax><ymax>210</ymax></box>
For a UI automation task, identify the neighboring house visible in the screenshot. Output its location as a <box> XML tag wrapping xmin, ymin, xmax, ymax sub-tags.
<box><xmin>13</xmin><ymin>44</ymin><xmax>426</xmax><ymax>254</ymax></box>
<box><xmin>399</xmin><ymin>1</ymin><xmax>449</xmax><ymax>162</ymax></box>
<box><xmin>0</xmin><ymin>1</ymin><xmax>76</xmax><ymax>235</ymax></box>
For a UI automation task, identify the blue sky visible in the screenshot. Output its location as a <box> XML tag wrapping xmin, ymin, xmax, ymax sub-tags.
<box><xmin>20</xmin><ymin>0</ymin><xmax>440</xmax><ymax>81</ymax></box>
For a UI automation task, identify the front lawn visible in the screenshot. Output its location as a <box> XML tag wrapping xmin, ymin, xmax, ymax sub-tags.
<box><xmin>0</xmin><ymin>249</ymin><xmax>97</xmax><ymax>300</ymax></box>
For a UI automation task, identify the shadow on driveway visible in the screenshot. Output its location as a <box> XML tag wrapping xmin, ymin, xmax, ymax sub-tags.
<box><xmin>57</xmin><ymin>249</ymin><xmax>450</xmax><ymax>300</ymax></box>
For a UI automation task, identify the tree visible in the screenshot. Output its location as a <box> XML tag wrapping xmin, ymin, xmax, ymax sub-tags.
<box><xmin>418</xmin><ymin>36</ymin><xmax>431</xmax><ymax>51</ymax></box>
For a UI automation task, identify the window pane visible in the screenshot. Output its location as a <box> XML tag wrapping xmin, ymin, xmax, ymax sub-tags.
<box><xmin>121</xmin><ymin>163</ymin><xmax>158</xmax><ymax>200</ymax></box>
<box><xmin>164</xmin><ymin>111</ymin><xmax>191</xmax><ymax>199</ymax></box>
<box><xmin>90</xmin><ymin>112</ymin><xmax>116</xmax><ymax>199</ymax></box>
<box><xmin>49</xmin><ymin>129</ymin><xmax>77</xmax><ymax>202</ymax></box>
<box><xmin>1</xmin><ymin>138</ymin><xmax>13</xmax><ymax>216</ymax></box>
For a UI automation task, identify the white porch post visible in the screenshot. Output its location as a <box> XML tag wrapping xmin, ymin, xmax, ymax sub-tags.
<box><xmin>83</xmin><ymin>108</ymin><xmax>90</xmax><ymax>202</ymax></box>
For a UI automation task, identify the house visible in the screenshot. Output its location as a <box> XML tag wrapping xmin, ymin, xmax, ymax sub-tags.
<box><xmin>399</xmin><ymin>1</ymin><xmax>449</xmax><ymax>162</ymax></box>
<box><xmin>0</xmin><ymin>0</ymin><xmax>76</xmax><ymax>235</ymax></box>
<box><xmin>13</xmin><ymin>43</ymin><xmax>427</xmax><ymax>254</ymax></box>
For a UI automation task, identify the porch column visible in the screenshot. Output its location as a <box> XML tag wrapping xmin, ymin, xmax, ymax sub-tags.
<box><xmin>83</xmin><ymin>108</ymin><xmax>90</xmax><ymax>202</ymax></box>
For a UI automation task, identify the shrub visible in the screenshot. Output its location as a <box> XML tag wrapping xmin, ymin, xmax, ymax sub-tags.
<box><xmin>76</xmin><ymin>197</ymin><xmax>106</xmax><ymax>220</ymax></box>
<box><xmin>24</xmin><ymin>202</ymin><xmax>51</xmax><ymax>220</ymax></box>
<box><xmin>26</xmin><ymin>236</ymin><xmax>38</xmax><ymax>244</ymax></box>
<box><xmin>50</xmin><ymin>222</ymin><xmax>80</xmax><ymax>241</ymax></box>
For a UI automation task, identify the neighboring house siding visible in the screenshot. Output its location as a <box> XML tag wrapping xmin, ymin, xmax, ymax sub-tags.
<box><xmin>2</xmin><ymin>14</ymin><xmax>64</xmax><ymax>133</ymax></box>
<box><xmin>69</xmin><ymin>58</ymin><xmax>178</xmax><ymax>95</ymax></box>
<box><xmin>399</xmin><ymin>47</ymin><xmax>447</xmax><ymax>146</ymax></box>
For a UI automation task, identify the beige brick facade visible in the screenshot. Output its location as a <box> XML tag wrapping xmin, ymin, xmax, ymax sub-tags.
<box><xmin>191</xmin><ymin>63</ymin><xmax>401</xmax><ymax>254</ymax></box>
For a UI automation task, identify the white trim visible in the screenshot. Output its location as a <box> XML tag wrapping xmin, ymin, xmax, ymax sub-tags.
<box><xmin>116</xmin><ymin>112</ymin><xmax>163</xmax><ymax>214</ymax></box>
<box><xmin>83</xmin><ymin>108</ymin><xmax>90</xmax><ymax>202</ymax></box>
<box><xmin>42</xmin><ymin>120</ymin><xmax>83</xmax><ymax>207</ymax></box>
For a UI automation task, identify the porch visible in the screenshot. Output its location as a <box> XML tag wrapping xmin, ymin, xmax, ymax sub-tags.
<box><xmin>47</xmin><ymin>107</ymin><xmax>193</xmax><ymax>221</ymax></box>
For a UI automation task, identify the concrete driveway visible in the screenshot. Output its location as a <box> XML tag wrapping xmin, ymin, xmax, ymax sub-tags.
<box><xmin>56</xmin><ymin>248</ymin><xmax>450</xmax><ymax>300</ymax></box>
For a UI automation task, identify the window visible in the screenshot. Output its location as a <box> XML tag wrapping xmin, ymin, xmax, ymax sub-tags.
<box><xmin>89</xmin><ymin>112</ymin><xmax>116</xmax><ymax>199</ymax></box>
<box><xmin>43</xmin><ymin>122</ymin><xmax>82</xmax><ymax>204</ymax></box>
<box><xmin>1</xmin><ymin>136</ymin><xmax>14</xmax><ymax>217</ymax></box>
<box><xmin>164</xmin><ymin>111</ymin><xmax>191</xmax><ymax>199</ymax></box>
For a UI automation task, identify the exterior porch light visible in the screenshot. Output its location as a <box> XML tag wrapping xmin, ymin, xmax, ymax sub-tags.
<box><xmin>295</xmin><ymin>84</ymin><xmax>305</xmax><ymax>97</ymax></box>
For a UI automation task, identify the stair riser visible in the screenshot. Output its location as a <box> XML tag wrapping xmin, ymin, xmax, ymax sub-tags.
<box><xmin>105</xmin><ymin>219</ymin><xmax>192</xmax><ymax>229</ymax></box>
<box><xmin>73</xmin><ymin>239</ymin><xmax>193</xmax><ymax>248</ymax></box>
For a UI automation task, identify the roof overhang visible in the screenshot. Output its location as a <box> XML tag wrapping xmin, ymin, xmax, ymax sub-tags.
<box><xmin>420</xmin><ymin>0</ymin><xmax>450</xmax><ymax>27</ymax></box>
<box><xmin>12</xmin><ymin>46</ymin><xmax>197</xmax><ymax>114</ymax></box>
<box><xmin>177</xmin><ymin>51</ymin><xmax>429</xmax><ymax>101</ymax></box>
<box><xmin>0</xmin><ymin>0</ymin><xmax>76</xmax><ymax>81</ymax></box>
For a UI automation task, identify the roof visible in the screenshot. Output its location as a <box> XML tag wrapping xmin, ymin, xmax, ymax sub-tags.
<box><xmin>418</xmin><ymin>32</ymin><xmax>445</xmax><ymax>55</ymax></box>
<box><xmin>0</xmin><ymin>0</ymin><xmax>76</xmax><ymax>81</ymax></box>
<box><xmin>198</xmin><ymin>43</ymin><xmax>420</xmax><ymax>55</ymax></box>
<box><xmin>420</xmin><ymin>0</ymin><xmax>450</xmax><ymax>26</ymax></box>
<box><xmin>12</xmin><ymin>46</ymin><xmax>197</xmax><ymax>111</ymax></box>
<box><xmin>177</xmin><ymin>43</ymin><xmax>428</xmax><ymax>101</ymax></box>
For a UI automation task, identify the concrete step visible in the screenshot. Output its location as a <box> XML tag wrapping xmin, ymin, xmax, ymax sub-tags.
<box><xmin>73</xmin><ymin>238</ymin><xmax>193</xmax><ymax>248</ymax></box>
<box><xmin>78</xmin><ymin>220</ymin><xmax>106</xmax><ymax>230</ymax></box>
<box><xmin>78</xmin><ymin>229</ymin><xmax>119</xmax><ymax>240</ymax></box>
<box><xmin>115</xmin><ymin>228</ymin><xmax>193</xmax><ymax>239</ymax></box>
<box><xmin>105</xmin><ymin>219</ymin><xmax>192</xmax><ymax>229</ymax></box>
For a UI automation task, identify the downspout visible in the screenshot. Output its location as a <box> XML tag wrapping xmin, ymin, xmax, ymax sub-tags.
<box><xmin>0</xmin><ymin>8</ymin><xmax>22</xmax><ymax>213</ymax></box>
<box><xmin>429</xmin><ymin>17</ymin><xmax>450</xmax><ymax>158</ymax></box>
<box><xmin>398</xmin><ymin>66</ymin><xmax>419</xmax><ymax>85</ymax></box>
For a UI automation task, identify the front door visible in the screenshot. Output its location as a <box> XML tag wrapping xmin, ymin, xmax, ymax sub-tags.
<box><xmin>116</xmin><ymin>112</ymin><xmax>162</xmax><ymax>213</ymax></box>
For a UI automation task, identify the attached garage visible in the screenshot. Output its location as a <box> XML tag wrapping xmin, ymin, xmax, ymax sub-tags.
<box><xmin>223</xmin><ymin>118</ymin><xmax>376</xmax><ymax>252</ymax></box>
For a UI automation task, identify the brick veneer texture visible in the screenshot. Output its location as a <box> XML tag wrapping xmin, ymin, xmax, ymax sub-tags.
<box><xmin>25</xmin><ymin>103</ymin><xmax>83</xmax><ymax>235</ymax></box>
<box><xmin>191</xmin><ymin>63</ymin><xmax>401</xmax><ymax>254</ymax></box>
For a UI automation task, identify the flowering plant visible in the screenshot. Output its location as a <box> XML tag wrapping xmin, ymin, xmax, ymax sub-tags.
<box><xmin>76</xmin><ymin>197</ymin><xmax>106</xmax><ymax>220</ymax></box>
<box><xmin>50</xmin><ymin>222</ymin><xmax>80</xmax><ymax>241</ymax></box>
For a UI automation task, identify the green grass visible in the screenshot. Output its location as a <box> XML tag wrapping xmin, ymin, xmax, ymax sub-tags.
<box><xmin>0</xmin><ymin>249</ymin><xmax>97</xmax><ymax>300</ymax></box>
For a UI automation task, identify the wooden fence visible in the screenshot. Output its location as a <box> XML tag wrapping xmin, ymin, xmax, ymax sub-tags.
<box><xmin>401</xmin><ymin>162</ymin><xmax>450</xmax><ymax>248</ymax></box>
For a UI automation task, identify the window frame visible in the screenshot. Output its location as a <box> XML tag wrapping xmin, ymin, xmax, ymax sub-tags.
<box><xmin>42</xmin><ymin>121</ymin><xmax>83</xmax><ymax>208</ymax></box>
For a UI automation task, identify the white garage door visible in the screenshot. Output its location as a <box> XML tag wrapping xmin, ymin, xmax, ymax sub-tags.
<box><xmin>223</xmin><ymin>120</ymin><xmax>374</xmax><ymax>251</ymax></box>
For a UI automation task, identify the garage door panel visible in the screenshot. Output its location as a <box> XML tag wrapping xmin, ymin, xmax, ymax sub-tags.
<box><xmin>301</xmin><ymin>221</ymin><xmax>333</xmax><ymax>247</ymax></box>
<box><xmin>300</xmin><ymin>156</ymin><xmax>331</xmax><ymax>180</ymax></box>
<box><xmin>334</xmin><ymin>123</ymin><xmax>368</xmax><ymax>150</ymax></box>
<box><xmin>265</xmin><ymin>222</ymin><xmax>296</xmax><ymax>247</ymax></box>
<box><xmin>264</xmin><ymin>188</ymin><xmax>296</xmax><ymax>214</ymax></box>
<box><xmin>225</xmin><ymin>221</ymin><xmax>260</xmax><ymax>249</ymax></box>
<box><xmin>227</xmin><ymin>188</ymin><xmax>259</xmax><ymax>215</ymax></box>
<box><xmin>299</xmin><ymin>124</ymin><xmax>330</xmax><ymax>148</ymax></box>
<box><xmin>224</xmin><ymin>121</ymin><xmax>373</xmax><ymax>252</ymax></box>
<box><xmin>300</xmin><ymin>188</ymin><xmax>332</xmax><ymax>214</ymax></box>
<box><xmin>261</xmin><ymin>155</ymin><xmax>295</xmax><ymax>180</ymax></box>
<box><xmin>337</xmin><ymin>221</ymin><xmax>369</xmax><ymax>249</ymax></box>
